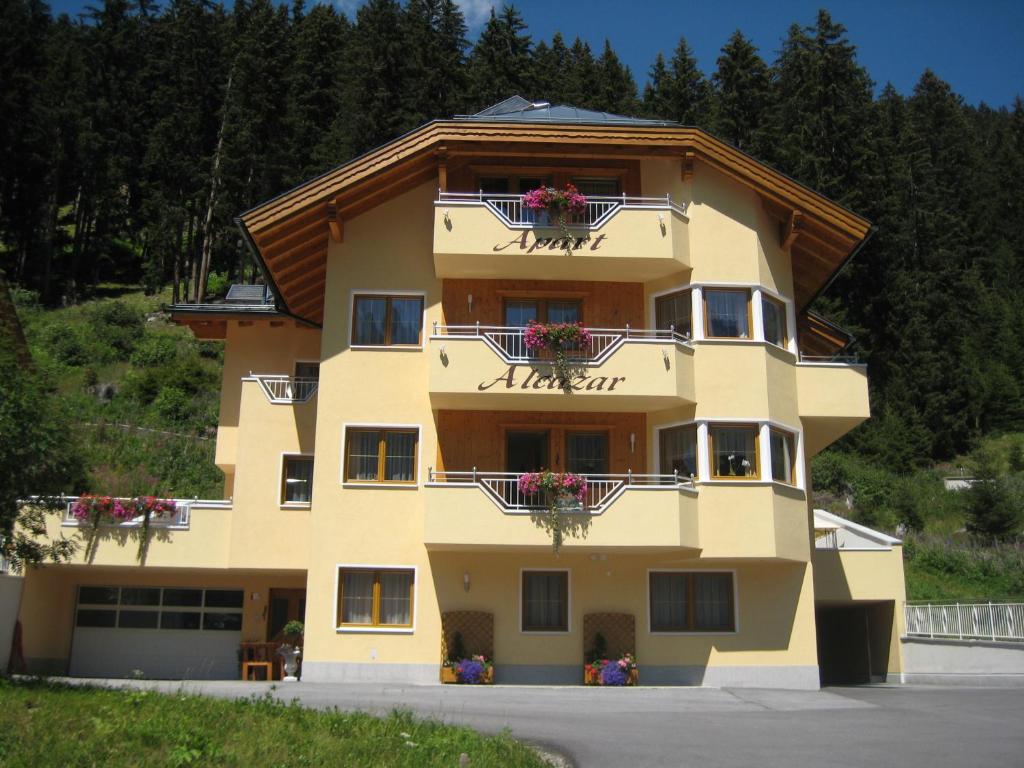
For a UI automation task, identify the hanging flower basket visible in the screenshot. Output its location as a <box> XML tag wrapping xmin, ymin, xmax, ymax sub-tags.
<box><xmin>518</xmin><ymin>471</ymin><xmax>589</xmax><ymax>552</ymax></box>
<box><xmin>522</xmin><ymin>184</ymin><xmax>588</xmax><ymax>252</ymax></box>
<box><xmin>523</xmin><ymin>320</ymin><xmax>592</xmax><ymax>390</ymax></box>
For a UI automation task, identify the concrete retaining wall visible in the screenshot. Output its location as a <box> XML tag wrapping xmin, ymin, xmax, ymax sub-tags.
<box><xmin>0</xmin><ymin>574</ymin><xmax>24</xmax><ymax>671</ymax></box>
<box><xmin>902</xmin><ymin>637</ymin><xmax>1024</xmax><ymax>687</ymax></box>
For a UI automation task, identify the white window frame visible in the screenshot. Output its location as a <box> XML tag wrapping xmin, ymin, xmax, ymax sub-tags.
<box><xmin>348</xmin><ymin>289</ymin><xmax>428</xmax><ymax>351</ymax></box>
<box><xmin>519</xmin><ymin>567</ymin><xmax>571</xmax><ymax>634</ymax></box>
<box><xmin>279</xmin><ymin>451</ymin><xmax>314</xmax><ymax>508</ymax></box>
<box><xmin>645</xmin><ymin>568</ymin><xmax>739</xmax><ymax>636</ymax></box>
<box><xmin>334</xmin><ymin>563</ymin><xmax>418</xmax><ymax>634</ymax></box>
<box><xmin>340</xmin><ymin>423</ymin><xmax>422</xmax><ymax>489</ymax></box>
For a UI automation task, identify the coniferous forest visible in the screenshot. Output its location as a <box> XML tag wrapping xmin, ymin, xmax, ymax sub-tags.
<box><xmin>2</xmin><ymin>0</ymin><xmax>1024</xmax><ymax>476</ymax></box>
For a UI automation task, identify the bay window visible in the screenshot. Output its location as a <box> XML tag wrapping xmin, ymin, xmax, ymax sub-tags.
<box><xmin>770</xmin><ymin>428</ymin><xmax>797</xmax><ymax>485</ymax></box>
<box><xmin>655</xmin><ymin>289</ymin><xmax>692</xmax><ymax>337</ymax></box>
<box><xmin>761</xmin><ymin>295</ymin><xmax>788</xmax><ymax>348</ymax></box>
<box><xmin>704</xmin><ymin>288</ymin><xmax>751</xmax><ymax>339</ymax></box>
<box><xmin>709</xmin><ymin>424</ymin><xmax>759</xmax><ymax>479</ymax></box>
<box><xmin>659</xmin><ymin>424</ymin><xmax>698</xmax><ymax>479</ymax></box>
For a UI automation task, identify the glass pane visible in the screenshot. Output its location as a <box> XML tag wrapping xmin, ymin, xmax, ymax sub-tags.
<box><xmin>762</xmin><ymin>298</ymin><xmax>785</xmax><ymax>346</ymax></box>
<box><xmin>695</xmin><ymin>573</ymin><xmax>734</xmax><ymax>631</ymax></box>
<box><xmin>650</xmin><ymin>573</ymin><xmax>688</xmax><ymax>632</ymax></box>
<box><xmin>347</xmin><ymin>431</ymin><xmax>380</xmax><ymax>481</ymax></box>
<box><xmin>354</xmin><ymin>297</ymin><xmax>387</xmax><ymax>345</ymax></box>
<box><xmin>160</xmin><ymin>611</ymin><xmax>201</xmax><ymax>630</ymax></box>
<box><xmin>378</xmin><ymin>571</ymin><xmax>413</xmax><ymax>625</ymax></box>
<box><xmin>162</xmin><ymin>589</ymin><xmax>202</xmax><ymax>607</ymax></box>
<box><xmin>118</xmin><ymin>610</ymin><xmax>159</xmax><ymax>629</ymax></box>
<box><xmin>479</xmin><ymin>177</ymin><xmax>509</xmax><ymax>194</ymax></box>
<box><xmin>389</xmin><ymin>297</ymin><xmax>423</xmax><ymax>345</ymax></box>
<box><xmin>522</xmin><ymin>572</ymin><xmax>567</xmax><ymax>631</ymax></box>
<box><xmin>504</xmin><ymin>300</ymin><xmax>539</xmax><ymax>327</ymax></box>
<box><xmin>120</xmin><ymin>588</ymin><xmax>160</xmax><ymax>606</ymax></box>
<box><xmin>566</xmin><ymin>432</ymin><xmax>608</xmax><ymax>474</ymax></box>
<box><xmin>516</xmin><ymin>177</ymin><xmax>547</xmax><ymax>194</ymax></box>
<box><xmin>705</xmin><ymin>290</ymin><xmax>749</xmax><ymax>338</ymax></box>
<box><xmin>76</xmin><ymin>609</ymin><xmax>117</xmax><ymax>628</ymax></box>
<box><xmin>655</xmin><ymin>290</ymin><xmax>692</xmax><ymax>337</ymax></box>
<box><xmin>341</xmin><ymin>571</ymin><xmax>375</xmax><ymax>624</ymax></box>
<box><xmin>203</xmin><ymin>612</ymin><xmax>243</xmax><ymax>631</ymax></box>
<box><xmin>294</xmin><ymin>361</ymin><xmax>320</xmax><ymax>380</ymax></box>
<box><xmin>770</xmin><ymin>430</ymin><xmax>795</xmax><ymax>484</ymax></box>
<box><xmin>546</xmin><ymin>301</ymin><xmax>580</xmax><ymax>324</ymax></box>
<box><xmin>711</xmin><ymin>426</ymin><xmax>758</xmax><ymax>478</ymax></box>
<box><xmin>204</xmin><ymin>590</ymin><xmax>244</xmax><ymax>608</ymax></box>
<box><xmin>572</xmin><ymin>177</ymin><xmax>620</xmax><ymax>196</ymax></box>
<box><xmin>384</xmin><ymin>432</ymin><xmax>417</xmax><ymax>482</ymax></box>
<box><xmin>660</xmin><ymin>426</ymin><xmax>697</xmax><ymax>478</ymax></box>
<box><xmin>284</xmin><ymin>457</ymin><xmax>314</xmax><ymax>503</ymax></box>
<box><xmin>78</xmin><ymin>586</ymin><xmax>119</xmax><ymax>605</ymax></box>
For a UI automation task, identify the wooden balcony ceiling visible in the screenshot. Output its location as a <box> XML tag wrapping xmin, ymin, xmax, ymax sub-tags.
<box><xmin>240</xmin><ymin>121</ymin><xmax>872</xmax><ymax>327</ymax></box>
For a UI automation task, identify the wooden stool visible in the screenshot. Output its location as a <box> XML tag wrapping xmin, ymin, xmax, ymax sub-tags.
<box><xmin>242</xmin><ymin>661</ymin><xmax>274</xmax><ymax>681</ymax></box>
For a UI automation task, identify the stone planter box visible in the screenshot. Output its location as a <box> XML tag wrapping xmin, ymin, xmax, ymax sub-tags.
<box><xmin>584</xmin><ymin>666</ymin><xmax>639</xmax><ymax>686</ymax></box>
<box><xmin>440</xmin><ymin>665</ymin><xmax>494</xmax><ymax>684</ymax></box>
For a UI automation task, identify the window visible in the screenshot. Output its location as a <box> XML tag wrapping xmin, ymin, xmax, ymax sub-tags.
<box><xmin>566</xmin><ymin>432</ymin><xmax>608</xmax><ymax>475</ymax></box>
<box><xmin>337</xmin><ymin>568</ymin><xmax>414</xmax><ymax>628</ymax></box>
<box><xmin>770</xmin><ymin>429</ymin><xmax>797</xmax><ymax>485</ymax></box>
<box><xmin>704</xmin><ymin>289</ymin><xmax>751</xmax><ymax>339</ymax></box>
<box><xmin>761</xmin><ymin>295</ymin><xmax>787</xmax><ymax>347</ymax></box>
<box><xmin>655</xmin><ymin>289</ymin><xmax>692</xmax><ymax>337</ymax></box>
<box><xmin>571</xmin><ymin>177</ymin><xmax>620</xmax><ymax>196</ymax></box>
<box><xmin>344</xmin><ymin>428</ymin><xmax>418</xmax><ymax>484</ymax></box>
<box><xmin>282</xmin><ymin>455</ymin><xmax>314</xmax><ymax>504</ymax></box>
<box><xmin>503</xmin><ymin>298</ymin><xmax>581</xmax><ymax>326</ymax></box>
<box><xmin>709</xmin><ymin>424</ymin><xmax>759</xmax><ymax>479</ymax></box>
<box><xmin>352</xmin><ymin>295</ymin><xmax>423</xmax><ymax>346</ymax></box>
<box><xmin>294</xmin><ymin>361</ymin><xmax>320</xmax><ymax>380</ymax></box>
<box><xmin>477</xmin><ymin>175</ymin><xmax>550</xmax><ymax>194</ymax></box>
<box><xmin>659</xmin><ymin>425</ymin><xmax>698</xmax><ymax>478</ymax></box>
<box><xmin>650</xmin><ymin>572</ymin><xmax>735</xmax><ymax>632</ymax></box>
<box><xmin>522</xmin><ymin>571</ymin><xmax>568</xmax><ymax>632</ymax></box>
<box><xmin>75</xmin><ymin>586</ymin><xmax>243</xmax><ymax>631</ymax></box>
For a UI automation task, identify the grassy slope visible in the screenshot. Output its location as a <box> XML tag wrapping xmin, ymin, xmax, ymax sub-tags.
<box><xmin>0</xmin><ymin>679</ymin><xmax>546</xmax><ymax>768</ymax></box>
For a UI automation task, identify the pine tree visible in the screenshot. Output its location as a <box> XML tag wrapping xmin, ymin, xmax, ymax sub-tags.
<box><xmin>466</xmin><ymin>5</ymin><xmax>532</xmax><ymax>111</ymax></box>
<box><xmin>593</xmin><ymin>40</ymin><xmax>638</xmax><ymax>115</ymax></box>
<box><xmin>347</xmin><ymin>0</ymin><xmax>410</xmax><ymax>152</ymax></box>
<box><xmin>401</xmin><ymin>0</ymin><xmax>468</xmax><ymax>125</ymax></box>
<box><xmin>642</xmin><ymin>36</ymin><xmax>710</xmax><ymax>126</ymax></box>
<box><xmin>709</xmin><ymin>31</ymin><xmax>770</xmax><ymax>153</ymax></box>
<box><xmin>564</xmin><ymin>37</ymin><xmax>598</xmax><ymax>109</ymax></box>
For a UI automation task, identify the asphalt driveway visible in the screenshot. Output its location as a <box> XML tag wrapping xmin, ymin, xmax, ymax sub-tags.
<box><xmin>63</xmin><ymin>679</ymin><xmax>1024</xmax><ymax>767</ymax></box>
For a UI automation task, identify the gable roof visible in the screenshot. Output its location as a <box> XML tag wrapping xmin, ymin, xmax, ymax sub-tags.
<box><xmin>814</xmin><ymin>509</ymin><xmax>902</xmax><ymax>549</ymax></box>
<box><xmin>239</xmin><ymin>98</ymin><xmax>873</xmax><ymax>325</ymax></box>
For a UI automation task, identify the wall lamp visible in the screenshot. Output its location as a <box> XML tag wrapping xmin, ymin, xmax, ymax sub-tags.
<box><xmin>463</xmin><ymin>571</ymin><xmax>471</xmax><ymax>592</ymax></box>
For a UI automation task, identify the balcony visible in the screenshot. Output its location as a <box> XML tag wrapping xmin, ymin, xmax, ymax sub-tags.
<box><xmin>424</xmin><ymin>470</ymin><xmax>699</xmax><ymax>551</ymax></box>
<box><xmin>251</xmin><ymin>374</ymin><xmax>319</xmax><ymax>404</ymax></box>
<box><xmin>428</xmin><ymin>324</ymin><xmax>695</xmax><ymax>412</ymax></box>
<box><xmin>433</xmin><ymin>192</ymin><xmax>690</xmax><ymax>281</ymax></box>
<box><xmin>795</xmin><ymin>358</ymin><xmax>870</xmax><ymax>455</ymax></box>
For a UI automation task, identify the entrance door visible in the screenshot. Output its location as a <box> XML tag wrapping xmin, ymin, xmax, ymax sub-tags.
<box><xmin>267</xmin><ymin>589</ymin><xmax>306</xmax><ymax>642</ymax></box>
<box><xmin>816</xmin><ymin>605</ymin><xmax>871</xmax><ymax>685</ymax></box>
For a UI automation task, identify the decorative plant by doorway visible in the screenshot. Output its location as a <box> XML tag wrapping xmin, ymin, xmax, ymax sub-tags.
<box><xmin>523</xmin><ymin>320</ymin><xmax>592</xmax><ymax>391</ymax></box>
<box><xmin>517</xmin><ymin>471</ymin><xmax>590</xmax><ymax>552</ymax></box>
<box><xmin>522</xmin><ymin>184</ymin><xmax>587</xmax><ymax>253</ymax></box>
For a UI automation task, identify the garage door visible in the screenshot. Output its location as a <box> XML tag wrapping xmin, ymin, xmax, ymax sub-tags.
<box><xmin>70</xmin><ymin>585</ymin><xmax>243</xmax><ymax>679</ymax></box>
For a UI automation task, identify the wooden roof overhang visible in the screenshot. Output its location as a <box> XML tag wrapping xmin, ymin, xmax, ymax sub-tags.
<box><xmin>169</xmin><ymin>306</ymin><xmax>317</xmax><ymax>340</ymax></box>
<box><xmin>239</xmin><ymin>121</ymin><xmax>873</xmax><ymax>326</ymax></box>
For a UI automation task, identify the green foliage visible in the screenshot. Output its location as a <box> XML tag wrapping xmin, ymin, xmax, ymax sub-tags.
<box><xmin>0</xmin><ymin>680</ymin><xmax>548</xmax><ymax>767</ymax></box>
<box><xmin>903</xmin><ymin>536</ymin><xmax>1024</xmax><ymax>601</ymax></box>
<box><xmin>963</xmin><ymin>443</ymin><xmax>1024</xmax><ymax>540</ymax></box>
<box><xmin>130</xmin><ymin>334</ymin><xmax>179</xmax><ymax>367</ymax></box>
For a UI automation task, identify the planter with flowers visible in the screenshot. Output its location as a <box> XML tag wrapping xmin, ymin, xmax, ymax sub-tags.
<box><xmin>523</xmin><ymin>320</ymin><xmax>592</xmax><ymax>391</ymax></box>
<box><xmin>441</xmin><ymin>654</ymin><xmax>494</xmax><ymax>685</ymax></box>
<box><xmin>522</xmin><ymin>184</ymin><xmax>588</xmax><ymax>252</ymax></box>
<box><xmin>584</xmin><ymin>653</ymin><xmax>638</xmax><ymax>686</ymax></box>
<box><xmin>517</xmin><ymin>471</ymin><xmax>590</xmax><ymax>552</ymax></box>
<box><xmin>70</xmin><ymin>494</ymin><xmax>177</xmax><ymax>561</ymax></box>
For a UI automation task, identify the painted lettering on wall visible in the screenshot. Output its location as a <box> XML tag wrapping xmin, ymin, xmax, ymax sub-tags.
<box><xmin>492</xmin><ymin>232</ymin><xmax>607</xmax><ymax>254</ymax></box>
<box><xmin>477</xmin><ymin>365</ymin><xmax>626</xmax><ymax>392</ymax></box>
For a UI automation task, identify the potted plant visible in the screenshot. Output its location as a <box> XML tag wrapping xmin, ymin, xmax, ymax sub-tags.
<box><xmin>277</xmin><ymin>619</ymin><xmax>304</xmax><ymax>681</ymax></box>
<box><xmin>522</xmin><ymin>184</ymin><xmax>587</xmax><ymax>252</ymax></box>
<box><xmin>517</xmin><ymin>471</ymin><xmax>589</xmax><ymax>552</ymax></box>
<box><xmin>441</xmin><ymin>632</ymin><xmax>494</xmax><ymax>684</ymax></box>
<box><xmin>585</xmin><ymin>652</ymin><xmax>638</xmax><ymax>686</ymax></box>
<box><xmin>523</xmin><ymin>320</ymin><xmax>592</xmax><ymax>389</ymax></box>
<box><xmin>584</xmin><ymin>632</ymin><xmax>608</xmax><ymax>684</ymax></box>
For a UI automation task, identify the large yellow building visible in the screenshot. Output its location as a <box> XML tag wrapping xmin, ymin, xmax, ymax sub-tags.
<box><xmin>17</xmin><ymin>98</ymin><xmax>906</xmax><ymax>688</ymax></box>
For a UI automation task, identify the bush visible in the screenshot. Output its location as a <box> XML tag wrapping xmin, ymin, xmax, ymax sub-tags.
<box><xmin>87</xmin><ymin>301</ymin><xmax>144</xmax><ymax>356</ymax></box>
<box><xmin>206</xmin><ymin>271</ymin><xmax>231</xmax><ymax>299</ymax></box>
<box><xmin>45</xmin><ymin>324</ymin><xmax>91</xmax><ymax>366</ymax></box>
<box><xmin>153</xmin><ymin>387</ymin><xmax>191</xmax><ymax>424</ymax></box>
<box><xmin>130</xmin><ymin>334</ymin><xmax>179</xmax><ymax>367</ymax></box>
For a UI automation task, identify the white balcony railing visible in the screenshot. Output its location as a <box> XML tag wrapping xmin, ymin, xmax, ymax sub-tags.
<box><xmin>428</xmin><ymin>470</ymin><xmax>694</xmax><ymax>514</ymax></box>
<box><xmin>432</xmin><ymin>323</ymin><xmax>691</xmax><ymax>366</ymax></box>
<box><xmin>904</xmin><ymin>601</ymin><xmax>1024</xmax><ymax>643</ymax></box>
<box><xmin>437</xmin><ymin>191</ymin><xmax>688</xmax><ymax>231</ymax></box>
<box><xmin>62</xmin><ymin>499</ymin><xmax>193</xmax><ymax>529</ymax></box>
<box><xmin>252</xmin><ymin>374</ymin><xmax>319</xmax><ymax>404</ymax></box>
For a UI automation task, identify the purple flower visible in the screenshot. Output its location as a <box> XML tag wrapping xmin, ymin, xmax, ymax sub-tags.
<box><xmin>456</xmin><ymin>659</ymin><xmax>486</xmax><ymax>684</ymax></box>
<box><xmin>600</xmin><ymin>661</ymin><xmax>629</xmax><ymax>686</ymax></box>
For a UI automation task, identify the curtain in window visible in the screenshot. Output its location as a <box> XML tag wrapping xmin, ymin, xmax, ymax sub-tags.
<box><xmin>348</xmin><ymin>431</ymin><xmax>380</xmax><ymax>480</ymax></box>
<box><xmin>705</xmin><ymin>290</ymin><xmax>749</xmax><ymax>338</ymax></box>
<box><xmin>390</xmin><ymin>298</ymin><xmax>423</xmax><ymax>345</ymax></box>
<box><xmin>650</xmin><ymin>573</ymin><xmax>688</xmax><ymax>632</ymax></box>
<box><xmin>384</xmin><ymin>432</ymin><xmax>416</xmax><ymax>481</ymax></box>
<box><xmin>523</xmin><ymin>572</ymin><xmax>566</xmax><ymax>630</ymax></box>
<box><xmin>655</xmin><ymin>291</ymin><xmax>692</xmax><ymax>337</ymax></box>
<box><xmin>567</xmin><ymin>433</ymin><xmax>608</xmax><ymax>475</ymax></box>
<box><xmin>695</xmin><ymin>573</ymin><xmax>733</xmax><ymax>630</ymax></box>
<box><xmin>504</xmin><ymin>300</ymin><xmax>538</xmax><ymax>327</ymax></box>
<box><xmin>711</xmin><ymin>426</ymin><xmax>758</xmax><ymax>477</ymax></box>
<box><xmin>355</xmin><ymin>297</ymin><xmax>387</xmax><ymax>344</ymax></box>
<box><xmin>770</xmin><ymin>430</ymin><xmax>794</xmax><ymax>484</ymax></box>
<box><xmin>378</xmin><ymin>571</ymin><xmax>413</xmax><ymax>625</ymax></box>
<box><xmin>285</xmin><ymin>458</ymin><xmax>313</xmax><ymax>503</ymax></box>
<box><xmin>340</xmin><ymin>571</ymin><xmax>374</xmax><ymax>624</ymax></box>
<box><xmin>659</xmin><ymin>426</ymin><xmax>697</xmax><ymax>478</ymax></box>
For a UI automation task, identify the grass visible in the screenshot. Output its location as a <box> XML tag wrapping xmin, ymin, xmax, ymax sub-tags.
<box><xmin>903</xmin><ymin>535</ymin><xmax>1024</xmax><ymax>602</ymax></box>
<box><xmin>0</xmin><ymin>678</ymin><xmax>548</xmax><ymax>768</ymax></box>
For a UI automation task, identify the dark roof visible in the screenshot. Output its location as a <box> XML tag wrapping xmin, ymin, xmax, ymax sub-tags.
<box><xmin>225</xmin><ymin>283</ymin><xmax>274</xmax><ymax>304</ymax></box>
<box><xmin>457</xmin><ymin>95</ymin><xmax>677</xmax><ymax>127</ymax></box>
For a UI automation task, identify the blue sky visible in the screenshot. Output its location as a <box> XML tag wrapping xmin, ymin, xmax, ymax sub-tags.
<box><xmin>47</xmin><ymin>0</ymin><xmax>1024</xmax><ymax>107</ymax></box>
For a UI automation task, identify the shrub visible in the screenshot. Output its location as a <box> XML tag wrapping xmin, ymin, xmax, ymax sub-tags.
<box><xmin>206</xmin><ymin>271</ymin><xmax>231</xmax><ymax>299</ymax></box>
<box><xmin>87</xmin><ymin>301</ymin><xmax>144</xmax><ymax>356</ymax></box>
<box><xmin>130</xmin><ymin>334</ymin><xmax>179</xmax><ymax>367</ymax></box>
<box><xmin>153</xmin><ymin>387</ymin><xmax>191</xmax><ymax>424</ymax></box>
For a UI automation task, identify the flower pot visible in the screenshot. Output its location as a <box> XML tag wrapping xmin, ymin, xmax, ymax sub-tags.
<box><xmin>440</xmin><ymin>666</ymin><xmax>458</xmax><ymax>684</ymax></box>
<box><xmin>583</xmin><ymin>666</ymin><xmax>600</xmax><ymax>685</ymax></box>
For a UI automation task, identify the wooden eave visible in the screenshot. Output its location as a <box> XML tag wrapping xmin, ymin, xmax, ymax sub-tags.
<box><xmin>797</xmin><ymin>312</ymin><xmax>854</xmax><ymax>358</ymax></box>
<box><xmin>240</xmin><ymin>121</ymin><xmax>872</xmax><ymax>324</ymax></box>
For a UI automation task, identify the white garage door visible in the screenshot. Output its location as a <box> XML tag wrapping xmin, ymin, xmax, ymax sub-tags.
<box><xmin>70</xmin><ymin>585</ymin><xmax>243</xmax><ymax>679</ymax></box>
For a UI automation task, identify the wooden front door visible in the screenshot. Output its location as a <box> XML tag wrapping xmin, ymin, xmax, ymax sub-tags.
<box><xmin>267</xmin><ymin>588</ymin><xmax>306</xmax><ymax>642</ymax></box>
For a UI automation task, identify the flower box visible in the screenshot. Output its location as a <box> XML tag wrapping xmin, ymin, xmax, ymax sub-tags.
<box><xmin>584</xmin><ymin>655</ymin><xmax>638</xmax><ymax>686</ymax></box>
<box><xmin>440</xmin><ymin>659</ymin><xmax>494</xmax><ymax>685</ymax></box>
<box><xmin>584</xmin><ymin>666</ymin><xmax>638</xmax><ymax>686</ymax></box>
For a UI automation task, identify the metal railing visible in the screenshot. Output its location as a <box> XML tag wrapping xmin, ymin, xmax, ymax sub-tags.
<box><xmin>904</xmin><ymin>601</ymin><xmax>1024</xmax><ymax>643</ymax></box>
<box><xmin>437</xmin><ymin>191</ymin><xmax>688</xmax><ymax>231</ymax></box>
<box><xmin>428</xmin><ymin>469</ymin><xmax>694</xmax><ymax>514</ymax></box>
<box><xmin>252</xmin><ymin>374</ymin><xmax>319</xmax><ymax>404</ymax></box>
<box><xmin>814</xmin><ymin>530</ymin><xmax>839</xmax><ymax>549</ymax></box>
<box><xmin>798</xmin><ymin>354</ymin><xmax>861</xmax><ymax>365</ymax></box>
<box><xmin>62</xmin><ymin>499</ymin><xmax>194</xmax><ymax>529</ymax></box>
<box><xmin>432</xmin><ymin>323</ymin><xmax>691</xmax><ymax>366</ymax></box>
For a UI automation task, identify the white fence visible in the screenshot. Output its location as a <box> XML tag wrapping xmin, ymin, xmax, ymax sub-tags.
<box><xmin>437</xmin><ymin>191</ymin><xmax>688</xmax><ymax>231</ymax></box>
<box><xmin>904</xmin><ymin>602</ymin><xmax>1024</xmax><ymax>643</ymax></box>
<box><xmin>432</xmin><ymin>323</ymin><xmax>690</xmax><ymax>366</ymax></box>
<box><xmin>251</xmin><ymin>374</ymin><xmax>319</xmax><ymax>404</ymax></box>
<box><xmin>63</xmin><ymin>499</ymin><xmax>193</xmax><ymax>530</ymax></box>
<box><xmin>428</xmin><ymin>470</ymin><xmax>693</xmax><ymax>514</ymax></box>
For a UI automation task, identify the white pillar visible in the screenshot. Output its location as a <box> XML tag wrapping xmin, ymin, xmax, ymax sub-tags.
<box><xmin>751</xmin><ymin>288</ymin><xmax>765</xmax><ymax>343</ymax></box>
<box><xmin>696</xmin><ymin>422</ymin><xmax>710</xmax><ymax>482</ymax></box>
<box><xmin>691</xmin><ymin>286</ymin><xmax>704</xmax><ymax>341</ymax></box>
<box><xmin>758</xmin><ymin>423</ymin><xmax>772</xmax><ymax>481</ymax></box>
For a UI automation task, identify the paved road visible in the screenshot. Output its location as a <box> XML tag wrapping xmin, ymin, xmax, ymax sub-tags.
<box><xmin>68</xmin><ymin>679</ymin><xmax>1024</xmax><ymax>767</ymax></box>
